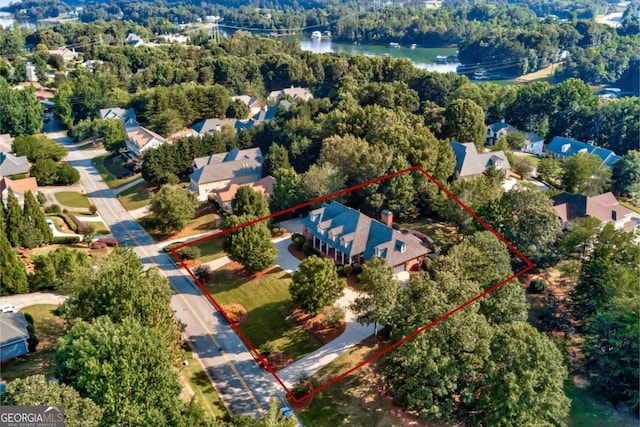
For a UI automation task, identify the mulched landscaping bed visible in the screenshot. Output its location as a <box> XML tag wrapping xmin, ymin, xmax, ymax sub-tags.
<box><xmin>292</xmin><ymin>307</ymin><xmax>346</xmax><ymax>344</ymax></box>
<box><xmin>264</xmin><ymin>352</ymin><xmax>293</xmax><ymax>371</ymax></box>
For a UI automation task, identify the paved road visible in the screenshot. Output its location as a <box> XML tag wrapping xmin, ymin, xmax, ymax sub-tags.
<box><xmin>50</xmin><ymin>133</ymin><xmax>281</xmax><ymax>417</ymax></box>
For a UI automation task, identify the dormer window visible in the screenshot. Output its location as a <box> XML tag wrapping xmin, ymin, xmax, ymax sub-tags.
<box><xmin>395</xmin><ymin>241</ymin><xmax>406</xmax><ymax>253</ymax></box>
<box><xmin>561</xmin><ymin>143</ymin><xmax>571</xmax><ymax>153</ymax></box>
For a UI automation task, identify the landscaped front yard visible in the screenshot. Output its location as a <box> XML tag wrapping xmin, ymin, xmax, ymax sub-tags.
<box><xmin>54</xmin><ymin>191</ymin><xmax>92</xmax><ymax>209</ymax></box>
<box><xmin>117</xmin><ymin>181</ymin><xmax>154</xmax><ymax>211</ymax></box>
<box><xmin>92</xmin><ymin>153</ymin><xmax>141</xmax><ymax>189</ymax></box>
<box><xmin>192</xmin><ymin>238</ymin><xmax>226</xmax><ymax>263</ymax></box>
<box><xmin>206</xmin><ymin>266</ymin><xmax>321</xmax><ymax>359</ymax></box>
<box><xmin>0</xmin><ymin>304</ymin><xmax>66</xmax><ymax>382</ymax></box>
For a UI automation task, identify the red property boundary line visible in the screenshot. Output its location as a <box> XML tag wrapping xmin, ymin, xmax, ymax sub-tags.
<box><xmin>172</xmin><ymin>165</ymin><xmax>535</xmax><ymax>404</ymax></box>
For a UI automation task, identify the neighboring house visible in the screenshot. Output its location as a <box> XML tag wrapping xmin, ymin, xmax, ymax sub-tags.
<box><xmin>267</xmin><ymin>86</ymin><xmax>313</xmax><ymax>103</ymax></box>
<box><xmin>0</xmin><ymin>134</ymin><xmax>13</xmax><ymax>153</ymax></box>
<box><xmin>521</xmin><ymin>131</ymin><xmax>544</xmax><ymax>156</ymax></box>
<box><xmin>47</xmin><ymin>47</ymin><xmax>78</xmax><ymax>62</ymax></box>
<box><xmin>545</xmin><ymin>136</ymin><xmax>621</xmax><ymax>168</ymax></box>
<box><xmin>126</xmin><ymin>33</ymin><xmax>144</xmax><ymax>47</ymax></box>
<box><xmin>0</xmin><ymin>177</ymin><xmax>39</xmax><ymax>203</ymax></box>
<box><xmin>169</xmin><ymin>127</ymin><xmax>199</xmax><ymax>141</ymax></box>
<box><xmin>301</xmin><ymin>202</ymin><xmax>429</xmax><ymax>273</ymax></box>
<box><xmin>231</xmin><ymin>95</ymin><xmax>264</xmax><ymax>116</ymax></box>
<box><xmin>213</xmin><ymin>175</ymin><xmax>276</xmax><ymax>210</ymax></box>
<box><xmin>189</xmin><ymin>148</ymin><xmax>264</xmax><ymax>201</ymax></box>
<box><xmin>449</xmin><ymin>141</ymin><xmax>511</xmax><ymax>178</ymax></box>
<box><xmin>0</xmin><ymin>312</ymin><xmax>30</xmax><ymax>362</ymax></box>
<box><xmin>125</xmin><ymin>126</ymin><xmax>168</xmax><ymax>158</ymax></box>
<box><xmin>0</xmin><ymin>152</ymin><xmax>29</xmax><ymax>178</ymax></box>
<box><xmin>551</xmin><ymin>192</ymin><xmax>637</xmax><ymax>232</ymax></box>
<box><xmin>80</xmin><ymin>59</ymin><xmax>104</xmax><ymax>72</ymax></box>
<box><xmin>486</xmin><ymin>119</ymin><xmax>518</xmax><ymax>146</ymax></box>
<box><xmin>25</xmin><ymin>62</ymin><xmax>37</xmax><ymax>82</ymax></box>
<box><xmin>191</xmin><ymin>118</ymin><xmax>239</xmax><ymax>136</ymax></box>
<box><xmin>251</xmin><ymin>100</ymin><xmax>291</xmax><ymax>124</ymax></box>
<box><xmin>99</xmin><ymin>108</ymin><xmax>139</xmax><ymax>128</ymax></box>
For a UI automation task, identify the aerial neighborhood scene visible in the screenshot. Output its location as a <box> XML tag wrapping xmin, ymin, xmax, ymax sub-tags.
<box><xmin>0</xmin><ymin>0</ymin><xmax>639</xmax><ymax>426</ymax></box>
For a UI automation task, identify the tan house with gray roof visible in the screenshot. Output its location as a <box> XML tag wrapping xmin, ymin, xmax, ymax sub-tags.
<box><xmin>125</xmin><ymin>126</ymin><xmax>168</xmax><ymax>158</ymax></box>
<box><xmin>189</xmin><ymin>148</ymin><xmax>264</xmax><ymax>201</ymax></box>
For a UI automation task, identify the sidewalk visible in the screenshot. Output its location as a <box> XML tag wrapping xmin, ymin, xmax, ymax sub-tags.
<box><xmin>112</xmin><ymin>177</ymin><xmax>145</xmax><ymax>196</ymax></box>
<box><xmin>276</xmin><ymin>288</ymin><xmax>374</xmax><ymax>388</ymax></box>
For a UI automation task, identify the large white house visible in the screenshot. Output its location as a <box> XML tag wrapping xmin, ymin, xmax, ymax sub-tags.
<box><xmin>125</xmin><ymin>126</ymin><xmax>167</xmax><ymax>158</ymax></box>
<box><xmin>189</xmin><ymin>148</ymin><xmax>264</xmax><ymax>201</ymax></box>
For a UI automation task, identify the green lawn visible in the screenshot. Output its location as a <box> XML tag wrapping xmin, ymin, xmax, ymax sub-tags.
<box><xmin>91</xmin><ymin>153</ymin><xmax>141</xmax><ymax>189</ymax></box>
<box><xmin>182</xmin><ymin>350</ymin><xmax>230</xmax><ymax>422</ymax></box>
<box><xmin>206</xmin><ymin>267</ymin><xmax>321</xmax><ymax>359</ymax></box>
<box><xmin>75</xmin><ymin>138</ymin><xmax>103</xmax><ymax>150</ymax></box>
<box><xmin>515</xmin><ymin>152</ymin><xmax>541</xmax><ymax>168</ymax></box>
<box><xmin>0</xmin><ymin>304</ymin><xmax>66</xmax><ymax>382</ymax></box>
<box><xmin>619</xmin><ymin>200</ymin><xmax>640</xmax><ymax>214</ymax></box>
<box><xmin>117</xmin><ymin>182</ymin><xmax>153</xmax><ymax>211</ymax></box>
<box><xmin>193</xmin><ymin>238</ymin><xmax>226</xmax><ymax>263</ymax></box>
<box><xmin>54</xmin><ymin>191</ymin><xmax>91</xmax><ymax>209</ymax></box>
<box><xmin>81</xmin><ymin>220</ymin><xmax>110</xmax><ymax>235</ymax></box>
<box><xmin>566</xmin><ymin>381</ymin><xmax>637</xmax><ymax>427</ymax></box>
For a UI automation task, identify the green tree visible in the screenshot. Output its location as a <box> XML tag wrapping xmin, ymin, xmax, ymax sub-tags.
<box><xmin>290</xmin><ymin>256</ymin><xmax>345</xmax><ymax>315</ymax></box>
<box><xmin>5</xmin><ymin>188</ymin><xmax>24</xmax><ymax>246</ymax></box>
<box><xmin>438</xmin><ymin>175</ymin><xmax>502</xmax><ymax>233</ymax></box>
<box><xmin>54</xmin><ymin>317</ymin><xmax>186</xmax><ymax>427</ymax></box>
<box><xmin>82</xmin><ymin>223</ymin><xmax>97</xmax><ymax>246</ymax></box>
<box><xmin>478</xmin><ymin>189</ymin><xmax>561</xmax><ymax>263</ymax></box>
<box><xmin>0</xmin><ymin>375</ymin><xmax>102</xmax><ymax>427</ymax></box>
<box><xmin>53</xmin><ymin>80</ymin><xmax>74</xmax><ymax>128</ymax></box>
<box><xmin>443</xmin><ymin>98</ymin><xmax>486</xmax><ymax>149</ymax></box>
<box><xmin>263</xmin><ymin>143</ymin><xmax>291</xmax><ymax>177</ymax></box>
<box><xmin>30</xmin><ymin>159</ymin><xmax>59</xmax><ymax>186</ymax></box>
<box><xmin>30</xmin><ymin>247</ymin><xmax>89</xmax><ymax>291</ymax></box>
<box><xmin>150</xmin><ymin>185</ymin><xmax>197</xmax><ymax>233</ymax></box>
<box><xmin>350</xmin><ymin>256</ymin><xmax>400</xmax><ymax>338</ymax></box>
<box><xmin>474</xmin><ymin>323</ymin><xmax>570</xmax><ymax>426</ymax></box>
<box><xmin>0</xmin><ymin>230</ymin><xmax>29</xmax><ymax>294</ymax></box>
<box><xmin>12</xmin><ymin>134</ymin><xmax>67</xmax><ymax>162</ymax></box>
<box><xmin>537</xmin><ymin>157</ymin><xmax>562</xmax><ymax>186</ymax></box>
<box><xmin>561</xmin><ymin>151</ymin><xmax>611</xmax><ymax>195</ymax></box>
<box><xmin>23</xmin><ymin>190</ymin><xmax>52</xmax><ymax>246</ymax></box>
<box><xmin>505</xmin><ymin>132</ymin><xmax>527</xmax><ymax>151</ymax></box>
<box><xmin>62</xmin><ymin>248</ymin><xmax>182</xmax><ymax>360</ymax></box>
<box><xmin>301</xmin><ymin>164</ymin><xmax>346</xmax><ymax>202</ymax></box>
<box><xmin>232</xmin><ymin>185</ymin><xmax>270</xmax><ymax>218</ymax></box>
<box><xmin>226</xmin><ymin>98</ymin><xmax>250</xmax><ymax>119</ymax></box>
<box><xmin>220</xmin><ymin>214</ymin><xmax>277</xmax><ymax>273</ymax></box>
<box><xmin>101</xmin><ymin>118</ymin><xmax>127</xmax><ymax>152</ymax></box>
<box><xmin>271</xmin><ymin>167</ymin><xmax>305</xmax><ymax>212</ymax></box>
<box><xmin>610</xmin><ymin>150</ymin><xmax>640</xmax><ymax>199</ymax></box>
<box><xmin>55</xmin><ymin>163</ymin><xmax>80</xmax><ymax>185</ymax></box>
<box><xmin>0</xmin><ymin>80</ymin><xmax>43</xmax><ymax>136</ymax></box>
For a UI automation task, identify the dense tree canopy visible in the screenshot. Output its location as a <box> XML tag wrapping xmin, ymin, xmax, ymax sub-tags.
<box><xmin>149</xmin><ymin>185</ymin><xmax>197</xmax><ymax>233</ymax></box>
<box><xmin>290</xmin><ymin>255</ymin><xmax>345</xmax><ymax>315</ymax></box>
<box><xmin>220</xmin><ymin>214</ymin><xmax>278</xmax><ymax>273</ymax></box>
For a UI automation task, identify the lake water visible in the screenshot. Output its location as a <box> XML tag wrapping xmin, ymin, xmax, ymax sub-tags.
<box><xmin>294</xmin><ymin>36</ymin><xmax>460</xmax><ymax>73</ymax></box>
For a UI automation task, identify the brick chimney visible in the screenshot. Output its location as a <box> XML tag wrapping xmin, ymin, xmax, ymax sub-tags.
<box><xmin>381</xmin><ymin>210</ymin><xmax>393</xmax><ymax>228</ymax></box>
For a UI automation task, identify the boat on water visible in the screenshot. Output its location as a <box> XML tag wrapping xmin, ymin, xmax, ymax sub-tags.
<box><xmin>389</xmin><ymin>42</ymin><xmax>400</xmax><ymax>48</ymax></box>
<box><xmin>472</xmin><ymin>69</ymin><xmax>490</xmax><ymax>80</ymax></box>
<box><xmin>436</xmin><ymin>55</ymin><xmax>448</xmax><ymax>64</ymax></box>
<box><xmin>410</xmin><ymin>44</ymin><xmax>417</xmax><ymax>49</ymax></box>
<box><xmin>311</xmin><ymin>31</ymin><xmax>322</xmax><ymax>39</ymax></box>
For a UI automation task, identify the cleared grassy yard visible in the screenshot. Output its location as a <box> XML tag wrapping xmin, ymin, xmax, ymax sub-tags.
<box><xmin>117</xmin><ymin>182</ymin><xmax>153</xmax><ymax>211</ymax></box>
<box><xmin>0</xmin><ymin>304</ymin><xmax>66</xmax><ymax>382</ymax></box>
<box><xmin>192</xmin><ymin>238</ymin><xmax>226</xmax><ymax>263</ymax></box>
<box><xmin>182</xmin><ymin>350</ymin><xmax>229</xmax><ymax>422</ymax></box>
<box><xmin>206</xmin><ymin>267</ymin><xmax>321</xmax><ymax>359</ymax></box>
<box><xmin>54</xmin><ymin>191</ymin><xmax>91</xmax><ymax>209</ymax></box>
<box><xmin>566</xmin><ymin>381</ymin><xmax>637</xmax><ymax>427</ymax></box>
<box><xmin>619</xmin><ymin>200</ymin><xmax>640</xmax><ymax>214</ymax></box>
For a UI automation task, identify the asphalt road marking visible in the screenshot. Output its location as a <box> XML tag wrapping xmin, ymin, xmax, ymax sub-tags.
<box><xmin>78</xmin><ymin>164</ymin><xmax>265</xmax><ymax>415</ymax></box>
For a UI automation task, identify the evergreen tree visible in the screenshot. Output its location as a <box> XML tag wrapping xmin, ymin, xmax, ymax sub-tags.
<box><xmin>23</xmin><ymin>190</ymin><xmax>52</xmax><ymax>246</ymax></box>
<box><xmin>5</xmin><ymin>189</ymin><xmax>24</xmax><ymax>247</ymax></box>
<box><xmin>232</xmin><ymin>185</ymin><xmax>270</xmax><ymax>218</ymax></box>
<box><xmin>0</xmin><ymin>230</ymin><xmax>29</xmax><ymax>294</ymax></box>
<box><xmin>0</xmin><ymin>196</ymin><xmax>6</xmax><ymax>234</ymax></box>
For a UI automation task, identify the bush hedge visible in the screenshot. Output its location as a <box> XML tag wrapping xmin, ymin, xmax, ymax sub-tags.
<box><xmin>162</xmin><ymin>242</ymin><xmax>184</xmax><ymax>253</ymax></box>
<box><xmin>176</xmin><ymin>246</ymin><xmax>201</xmax><ymax>260</ymax></box>
<box><xmin>67</xmin><ymin>214</ymin><xmax>85</xmax><ymax>233</ymax></box>
<box><xmin>291</xmin><ymin>233</ymin><xmax>305</xmax><ymax>249</ymax></box>
<box><xmin>52</xmin><ymin>236</ymin><xmax>81</xmax><ymax>244</ymax></box>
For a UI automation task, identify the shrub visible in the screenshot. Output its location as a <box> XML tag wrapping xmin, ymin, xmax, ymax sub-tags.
<box><xmin>292</xmin><ymin>373</ymin><xmax>312</xmax><ymax>399</ymax></box>
<box><xmin>176</xmin><ymin>246</ymin><xmax>201</xmax><ymax>260</ymax></box>
<box><xmin>531</xmin><ymin>279</ymin><xmax>547</xmax><ymax>293</ymax></box>
<box><xmin>24</xmin><ymin>314</ymin><xmax>38</xmax><ymax>352</ymax></box>
<box><xmin>270</xmin><ymin>227</ymin><xmax>284</xmax><ymax>237</ymax></box>
<box><xmin>352</xmin><ymin>263</ymin><xmax>362</xmax><ymax>274</ymax></box>
<box><xmin>67</xmin><ymin>214</ymin><xmax>85</xmax><ymax>233</ymax></box>
<box><xmin>44</xmin><ymin>204</ymin><xmax>61</xmax><ymax>213</ymax></box>
<box><xmin>343</xmin><ymin>264</ymin><xmax>353</xmax><ymax>275</ymax></box>
<box><xmin>321</xmin><ymin>305</ymin><xmax>345</xmax><ymax>328</ymax></box>
<box><xmin>163</xmin><ymin>242</ymin><xmax>184</xmax><ymax>253</ymax></box>
<box><xmin>336</xmin><ymin>265</ymin><xmax>345</xmax><ymax>276</ymax></box>
<box><xmin>89</xmin><ymin>205</ymin><xmax>97</xmax><ymax>214</ymax></box>
<box><xmin>260</xmin><ymin>341</ymin><xmax>275</xmax><ymax>356</ymax></box>
<box><xmin>392</xmin><ymin>222</ymin><xmax>400</xmax><ymax>230</ymax></box>
<box><xmin>193</xmin><ymin>264</ymin><xmax>212</xmax><ymax>282</ymax></box>
<box><xmin>91</xmin><ymin>241</ymin><xmax>107</xmax><ymax>249</ymax></box>
<box><xmin>52</xmin><ymin>236</ymin><xmax>81</xmax><ymax>244</ymax></box>
<box><xmin>291</xmin><ymin>233</ymin><xmax>305</xmax><ymax>249</ymax></box>
<box><xmin>302</xmin><ymin>240</ymin><xmax>314</xmax><ymax>256</ymax></box>
<box><xmin>36</xmin><ymin>191</ymin><xmax>47</xmax><ymax>204</ymax></box>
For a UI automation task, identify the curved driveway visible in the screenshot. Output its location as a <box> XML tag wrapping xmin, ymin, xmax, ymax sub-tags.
<box><xmin>0</xmin><ymin>292</ymin><xmax>68</xmax><ymax>310</ymax></box>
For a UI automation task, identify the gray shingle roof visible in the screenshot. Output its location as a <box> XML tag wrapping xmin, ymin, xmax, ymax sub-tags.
<box><xmin>189</xmin><ymin>148</ymin><xmax>264</xmax><ymax>185</ymax></box>
<box><xmin>0</xmin><ymin>152</ymin><xmax>29</xmax><ymax>177</ymax></box>
<box><xmin>546</xmin><ymin>137</ymin><xmax>621</xmax><ymax>168</ymax></box>
<box><xmin>0</xmin><ymin>312</ymin><xmax>30</xmax><ymax>362</ymax></box>
<box><xmin>450</xmin><ymin>141</ymin><xmax>511</xmax><ymax>178</ymax></box>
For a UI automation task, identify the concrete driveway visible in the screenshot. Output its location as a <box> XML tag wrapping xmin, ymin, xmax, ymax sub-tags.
<box><xmin>0</xmin><ymin>292</ymin><xmax>68</xmax><ymax>310</ymax></box>
<box><xmin>273</xmin><ymin>237</ymin><xmax>300</xmax><ymax>274</ymax></box>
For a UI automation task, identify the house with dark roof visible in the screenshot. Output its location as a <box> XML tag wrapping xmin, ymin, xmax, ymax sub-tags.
<box><xmin>191</xmin><ymin>118</ymin><xmax>240</xmax><ymax>136</ymax></box>
<box><xmin>0</xmin><ymin>312</ymin><xmax>30</xmax><ymax>362</ymax></box>
<box><xmin>189</xmin><ymin>148</ymin><xmax>264</xmax><ymax>201</ymax></box>
<box><xmin>99</xmin><ymin>108</ymin><xmax>139</xmax><ymax>128</ymax></box>
<box><xmin>231</xmin><ymin>95</ymin><xmax>263</xmax><ymax>116</ymax></box>
<box><xmin>0</xmin><ymin>152</ymin><xmax>29</xmax><ymax>178</ymax></box>
<box><xmin>545</xmin><ymin>137</ymin><xmax>621</xmax><ymax>168</ymax></box>
<box><xmin>551</xmin><ymin>192</ymin><xmax>638</xmax><ymax>232</ymax></box>
<box><xmin>301</xmin><ymin>202</ymin><xmax>429</xmax><ymax>274</ymax></box>
<box><xmin>485</xmin><ymin>120</ymin><xmax>544</xmax><ymax>155</ymax></box>
<box><xmin>449</xmin><ymin>141</ymin><xmax>511</xmax><ymax>178</ymax></box>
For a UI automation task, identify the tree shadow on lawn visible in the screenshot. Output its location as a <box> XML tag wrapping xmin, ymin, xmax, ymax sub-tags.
<box><xmin>239</xmin><ymin>302</ymin><xmax>321</xmax><ymax>361</ymax></box>
<box><xmin>207</xmin><ymin>265</ymin><xmax>286</xmax><ymax>293</ymax></box>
